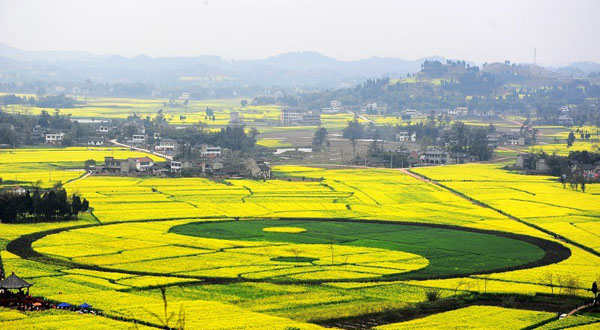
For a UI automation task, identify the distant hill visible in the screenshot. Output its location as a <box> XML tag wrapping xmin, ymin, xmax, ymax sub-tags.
<box><xmin>0</xmin><ymin>43</ymin><xmax>441</xmax><ymax>87</ymax></box>
<box><xmin>552</xmin><ymin>62</ymin><xmax>600</xmax><ymax>78</ymax></box>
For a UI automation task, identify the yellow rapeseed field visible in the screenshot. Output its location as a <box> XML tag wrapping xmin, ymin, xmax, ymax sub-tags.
<box><xmin>374</xmin><ymin>306</ymin><xmax>555</xmax><ymax>330</ymax></box>
<box><xmin>2</xmin><ymin>149</ymin><xmax>600</xmax><ymax>328</ymax></box>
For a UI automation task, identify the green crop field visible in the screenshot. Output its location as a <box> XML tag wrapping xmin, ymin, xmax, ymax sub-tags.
<box><xmin>171</xmin><ymin>220</ymin><xmax>547</xmax><ymax>280</ymax></box>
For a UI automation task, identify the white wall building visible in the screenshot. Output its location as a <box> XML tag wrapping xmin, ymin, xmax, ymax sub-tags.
<box><xmin>280</xmin><ymin>108</ymin><xmax>305</xmax><ymax>125</ymax></box>
<box><xmin>45</xmin><ymin>133</ymin><xmax>65</xmax><ymax>144</ymax></box>
<box><xmin>155</xmin><ymin>139</ymin><xmax>177</xmax><ymax>153</ymax></box>
<box><xmin>171</xmin><ymin>160</ymin><xmax>182</xmax><ymax>172</ymax></box>
<box><xmin>200</xmin><ymin>145</ymin><xmax>222</xmax><ymax>157</ymax></box>
<box><xmin>396</xmin><ymin>131</ymin><xmax>416</xmax><ymax>142</ymax></box>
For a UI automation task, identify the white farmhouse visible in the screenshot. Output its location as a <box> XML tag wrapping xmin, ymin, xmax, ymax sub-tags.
<box><xmin>396</xmin><ymin>131</ymin><xmax>416</xmax><ymax>142</ymax></box>
<box><xmin>45</xmin><ymin>132</ymin><xmax>65</xmax><ymax>144</ymax></box>
<box><xmin>200</xmin><ymin>144</ymin><xmax>222</xmax><ymax>158</ymax></box>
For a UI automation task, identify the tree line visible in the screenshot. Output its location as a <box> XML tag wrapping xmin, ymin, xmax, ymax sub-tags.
<box><xmin>0</xmin><ymin>188</ymin><xmax>89</xmax><ymax>223</ymax></box>
<box><xmin>342</xmin><ymin>118</ymin><xmax>494</xmax><ymax>161</ymax></box>
<box><xmin>520</xmin><ymin>151</ymin><xmax>600</xmax><ymax>190</ymax></box>
<box><xmin>0</xmin><ymin>108</ymin><xmax>79</xmax><ymax>147</ymax></box>
<box><xmin>1</xmin><ymin>94</ymin><xmax>77</xmax><ymax>108</ymax></box>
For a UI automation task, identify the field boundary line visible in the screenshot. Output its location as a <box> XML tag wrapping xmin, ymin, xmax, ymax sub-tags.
<box><xmin>405</xmin><ymin>169</ymin><xmax>600</xmax><ymax>258</ymax></box>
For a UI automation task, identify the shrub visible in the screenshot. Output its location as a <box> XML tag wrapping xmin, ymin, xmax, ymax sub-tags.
<box><xmin>425</xmin><ymin>288</ymin><xmax>442</xmax><ymax>302</ymax></box>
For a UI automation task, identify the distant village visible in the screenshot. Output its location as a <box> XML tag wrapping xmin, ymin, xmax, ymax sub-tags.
<box><xmin>1</xmin><ymin>92</ymin><xmax>596</xmax><ymax>181</ymax></box>
<box><xmin>93</xmin><ymin>126</ymin><xmax>272</xmax><ymax>179</ymax></box>
<box><xmin>98</xmin><ymin>143</ymin><xmax>271</xmax><ymax>179</ymax></box>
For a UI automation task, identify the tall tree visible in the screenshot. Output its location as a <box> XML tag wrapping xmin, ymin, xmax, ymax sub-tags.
<box><xmin>567</xmin><ymin>131</ymin><xmax>576</xmax><ymax>147</ymax></box>
<box><xmin>343</xmin><ymin>119</ymin><xmax>364</xmax><ymax>155</ymax></box>
<box><xmin>312</xmin><ymin>127</ymin><xmax>328</xmax><ymax>152</ymax></box>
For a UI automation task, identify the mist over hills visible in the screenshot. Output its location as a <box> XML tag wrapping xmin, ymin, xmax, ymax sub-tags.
<box><xmin>0</xmin><ymin>42</ymin><xmax>439</xmax><ymax>87</ymax></box>
<box><xmin>0</xmin><ymin>42</ymin><xmax>598</xmax><ymax>90</ymax></box>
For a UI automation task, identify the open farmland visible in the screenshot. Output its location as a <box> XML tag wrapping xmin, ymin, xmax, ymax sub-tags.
<box><xmin>0</xmin><ymin>307</ymin><xmax>156</xmax><ymax>330</ymax></box>
<box><xmin>24</xmin><ymin>219</ymin><xmax>553</xmax><ymax>283</ymax></box>
<box><xmin>2</xmin><ymin>1</ymin><xmax>600</xmax><ymax>328</ymax></box>
<box><xmin>528</xmin><ymin>141</ymin><xmax>600</xmax><ymax>155</ymax></box>
<box><xmin>412</xmin><ymin>164</ymin><xmax>600</xmax><ymax>254</ymax></box>
<box><xmin>374</xmin><ymin>305</ymin><xmax>557</xmax><ymax>330</ymax></box>
<box><xmin>0</xmin><ymin>95</ymin><xmax>424</xmax><ymax>135</ymax></box>
<box><xmin>1</xmin><ymin>152</ymin><xmax>599</xmax><ymax>329</ymax></box>
<box><xmin>170</xmin><ymin>220</ymin><xmax>550</xmax><ymax>280</ymax></box>
<box><xmin>0</xmin><ymin>147</ymin><xmax>164</xmax><ymax>188</ymax></box>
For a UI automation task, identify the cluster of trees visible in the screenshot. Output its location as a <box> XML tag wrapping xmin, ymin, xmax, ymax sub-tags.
<box><xmin>205</xmin><ymin>107</ymin><xmax>216</xmax><ymax>120</ymax></box>
<box><xmin>395</xmin><ymin>120</ymin><xmax>494</xmax><ymax>161</ymax></box>
<box><xmin>539</xmin><ymin>151</ymin><xmax>600</xmax><ymax>177</ymax></box>
<box><xmin>1</xmin><ymin>94</ymin><xmax>76</xmax><ymax>108</ymax></box>
<box><xmin>563</xmin><ymin>128</ymin><xmax>597</xmax><ymax>147</ymax></box>
<box><xmin>342</xmin><ymin>119</ymin><xmax>364</xmax><ymax>153</ymax></box>
<box><xmin>420</xmin><ymin>60</ymin><xmax>448</xmax><ymax>76</ymax></box>
<box><xmin>366</xmin><ymin>141</ymin><xmax>411</xmax><ymax>168</ymax></box>
<box><xmin>0</xmin><ymin>111</ymin><xmax>36</xmax><ymax>147</ymax></box>
<box><xmin>342</xmin><ymin>118</ymin><xmax>494</xmax><ymax>161</ymax></box>
<box><xmin>0</xmin><ymin>188</ymin><xmax>89</xmax><ymax>223</ymax></box>
<box><xmin>438</xmin><ymin>122</ymin><xmax>494</xmax><ymax>161</ymax></box>
<box><xmin>522</xmin><ymin>151</ymin><xmax>600</xmax><ymax>190</ymax></box>
<box><xmin>0</xmin><ymin>108</ymin><xmax>81</xmax><ymax>147</ymax></box>
<box><xmin>124</xmin><ymin>109</ymin><xmax>258</xmax><ymax>154</ymax></box>
<box><xmin>168</xmin><ymin>125</ymin><xmax>259</xmax><ymax>156</ymax></box>
<box><xmin>212</xmin><ymin>126</ymin><xmax>258</xmax><ymax>152</ymax></box>
<box><xmin>37</xmin><ymin>110</ymin><xmax>74</xmax><ymax>130</ymax></box>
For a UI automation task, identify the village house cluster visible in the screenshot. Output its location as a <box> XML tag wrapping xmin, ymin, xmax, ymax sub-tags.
<box><xmin>515</xmin><ymin>153</ymin><xmax>600</xmax><ymax>180</ymax></box>
<box><xmin>96</xmin><ymin>142</ymin><xmax>271</xmax><ymax>179</ymax></box>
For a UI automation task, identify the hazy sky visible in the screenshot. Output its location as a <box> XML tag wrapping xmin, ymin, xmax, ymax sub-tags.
<box><xmin>1</xmin><ymin>0</ymin><xmax>598</xmax><ymax>65</ymax></box>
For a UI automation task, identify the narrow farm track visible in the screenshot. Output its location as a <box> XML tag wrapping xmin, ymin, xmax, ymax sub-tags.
<box><xmin>108</xmin><ymin>139</ymin><xmax>173</xmax><ymax>160</ymax></box>
<box><xmin>500</xmin><ymin>115</ymin><xmax>525</xmax><ymax>127</ymax></box>
<box><xmin>64</xmin><ymin>170</ymin><xmax>92</xmax><ymax>185</ymax></box>
<box><xmin>403</xmin><ymin>168</ymin><xmax>600</xmax><ymax>258</ymax></box>
<box><xmin>566</xmin><ymin>301</ymin><xmax>598</xmax><ymax>317</ymax></box>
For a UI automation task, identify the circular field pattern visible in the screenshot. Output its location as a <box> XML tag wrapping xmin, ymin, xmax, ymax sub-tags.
<box><xmin>170</xmin><ymin>219</ymin><xmax>549</xmax><ymax>281</ymax></box>
<box><xmin>11</xmin><ymin>218</ymin><xmax>571</xmax><ymax>284</ymax></box>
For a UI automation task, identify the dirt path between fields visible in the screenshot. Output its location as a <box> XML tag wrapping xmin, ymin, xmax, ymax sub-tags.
<box><xmin>64</xmin><ymin>171</ymin><xmax>92</xmax><ymax>185</ymax></box>
<box><xmin>108</xmin><ymin>139</ymin><xmax>173</xmax><ymax>161</ymax></box>
<box><xmin>401</xmin><ymin>168</ymin><xmax>600</xmax><ymax>258</ymax></box>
